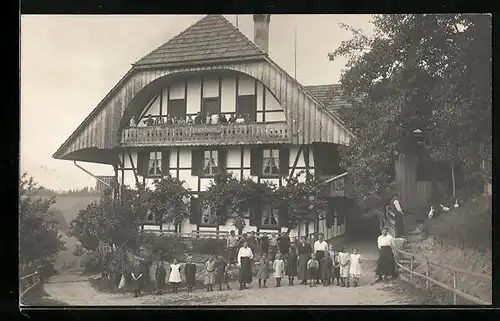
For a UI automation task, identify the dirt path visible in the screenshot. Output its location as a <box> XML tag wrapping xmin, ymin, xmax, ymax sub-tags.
<box><xmin>43</xmin><ymin>261</ymin><xmax>423</xmax><ymax>306</ymax></box>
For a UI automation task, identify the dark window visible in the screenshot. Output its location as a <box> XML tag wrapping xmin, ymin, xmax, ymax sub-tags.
<box><xmin>168</xmin><ymin>99</ymin><xmax>186</xmax><ymax>120</ymax></box>
<box><xmin>202</xmin><ymin>97</ymin><xmax>220</xmax><ymax>119</ymax></box>
<box><xmin>237</xmin><ymin>95</ymin><xmax>256</xmax><ymax>122</ymax></box>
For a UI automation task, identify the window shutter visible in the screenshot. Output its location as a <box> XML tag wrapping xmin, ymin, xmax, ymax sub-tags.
<box><xmin>325</xmin><ymin>199</ymin><xmax>335</xmax><ymax>229</ymax></box>
<box><xmin>278</xmin><ymin>202</ymin><xmax>289</xmax><ymax>228</ymax></box>
<box><xmin>216</xmin><ymin>205</ymin><xmax>227</xmax><ymax>225</ymax></box>
<box><xmin>279</xmin><ymin>147</ymin><xmax>290</xmax><ymax>176</ymax></box>
<box><xmin>136</xmin><ymin>151</ymin><xmax>147</xmax><ymax>177</ymax></box>
<box><xmin>250</xmin><ymin>147</ymin><xmax>262</xmax><ymax>176</ymax></box>
<box><xmin>189</xmin><ymin>197</ymin><xmax>201</xmax><ymax>224</ymax></box>
<box><xmin>191</xmin><ymin>149</ymin><xmax>202</xmax><ymax>176</ymax></box>
<box><xmin>161</xmin><ymin>150</ymin><xmax>170</xmax><ymax>177</ymax></box>
<box><xmin>249</xmin><ymin>206</ymin><xmax>262</xmax><ymax>227</ymax></box>
<box><xmin>218</xmin><ymin>148</ymin><xmax>227</xmax><ymax>173</ymax></box>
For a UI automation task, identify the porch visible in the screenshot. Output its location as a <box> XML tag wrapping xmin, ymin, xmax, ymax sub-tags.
<box><xmin>121</xmin><ymin>122</ymin><xmax>290</xmax><ymax>147</ymax></box>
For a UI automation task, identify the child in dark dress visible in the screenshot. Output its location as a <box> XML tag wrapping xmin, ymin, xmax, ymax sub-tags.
<box><xmin>155</xmin><ymin>261</ymin><xmax>166</xmax><ymax>294</ymax></box>
<box><xmin>320</xmin><ymin>255</ymin><xmax>332</xmax><ymax>286</ymax></box>
<box><xmin>215</xmin><ymin>255</ymin><xmax>229</xmax><ymax>291</ymax></box>
<box><xmin>184</xmin><ymin>256</ymin><xmax>197</xmax><ymax>292</ymax></box>
<box><xmin>332</xmin><ymin>249</ymin><xmax>341</xmax><ymax>286</ymax></box>
<box><xmin>286</xmin><ymin>246</ymin><xmax>298</xmax><ymax>286</ymax></box>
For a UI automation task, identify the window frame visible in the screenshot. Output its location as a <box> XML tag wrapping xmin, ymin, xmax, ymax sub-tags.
<box><xmin>260</xmin><ymin>205</ymin><xmax>279</xmax><ymax>228</ymax></box>
<box><xmin>202</xmin><ymin>97</ymin><xmax>221</xmax><ymax>120</ymax></box>
<box><xmin>146</xmin><ymin>151</ymin><xmax>163</xmax><ymax>178</ymax></box>
<box><xmin>167</xmin><ymin>98</ymin><xmax>187</xmax><ymax>120</ymax></box>
<box><xmin>261</xmin><ymin>148</ymin><xmax>281</xmax><ymax>178</ymax></box>
<box><xmin>201</xmin><ymin>149</ymin><xmax>219</xmax><ymax>178</ymax></box>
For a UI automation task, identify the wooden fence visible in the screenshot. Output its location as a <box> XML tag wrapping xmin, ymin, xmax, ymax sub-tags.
<box><xmin>395</xmin><ymin>248</ymin><xmax>492</xmax><ymax>305</ymax></box>
<box><xmin>20</xmin><ymin>265</ymin><xmax>47</xmax><ymax>300</ymax></box>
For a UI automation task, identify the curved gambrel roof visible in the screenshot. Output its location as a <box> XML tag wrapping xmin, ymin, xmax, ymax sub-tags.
<box><xmin>53</xmin><ymin>15</ymin><xmax>355</xmax><ymax>162</ymax></box>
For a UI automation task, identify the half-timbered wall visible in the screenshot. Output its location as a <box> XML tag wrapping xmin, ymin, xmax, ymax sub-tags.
<box><xmin>117</xmin><ymin>145</ymin><xmax>316</xmax><ymax>234</ymax></box>
<box><xmin>55</xmin><ymin>60</ymin><xmax>353</xmax><ymax>160</ymax></box>
<box><xmin>136</xmin><ymin>74</ymin><xmax>285</xmax><ymax>125</ymax></box>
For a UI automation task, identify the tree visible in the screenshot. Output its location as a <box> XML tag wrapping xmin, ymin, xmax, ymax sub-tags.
<box><xmin>19</xmin><ymin>173</ymin><xmax>66</xmax><ymax>266</ymax></box>
<box><xmin>148</xmin><ymin>176</ymin><xmax>191</xmax><ymax>227</ymax></box>
<box><xmin>275</xmin><ymin>171</ymin><xmax>328</xmax><ymax>230</ymax></box>
<box><xmin>68</xmin><ymin>185</ymin><xmax>143</xmax><ymax>252</ymax></box>
<box><xmin>328</xmin><ymin>14</ymin><xmax>491</xmax><ymax>215</ymax></box>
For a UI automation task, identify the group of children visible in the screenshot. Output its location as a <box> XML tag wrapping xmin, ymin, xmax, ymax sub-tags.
<box><xmin>132</xmin><ymin>111</ymin><xmax>252</xmax><ymax>128</ymax></box>
<box><xmin>305</xmin><ymin>246</ymin><xmax>362</xmax><ymax>288</ymax></box>
<box><xmin>144</xmin><ymin>245</ymin><xmax>363</xmax><ymax>297</ymax></box>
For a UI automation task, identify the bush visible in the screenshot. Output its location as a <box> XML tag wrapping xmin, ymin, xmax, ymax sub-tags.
<box><xmin>83</xmin><ymin>252</ymin><xmax>102</xmax><ymax>275</ymax></box>
<box><xmin>190</xmin><ymin>238</ymin><xmax>226</xmax><ymax>256</ymax></box>
<box><xmin>141</xmin><ymin>234</ymin><xmax>188</xmax><ymax>261</ymax></box>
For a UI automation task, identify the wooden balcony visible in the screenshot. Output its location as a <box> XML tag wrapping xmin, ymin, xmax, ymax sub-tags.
<box><xmin>120</xmin><ymin>122</ymin><xmax>291</xmax><ymax>147</ymax></box>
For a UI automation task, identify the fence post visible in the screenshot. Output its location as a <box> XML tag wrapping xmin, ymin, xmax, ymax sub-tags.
<box><xmin>425</xmin><ymin>259</ymin><xmax>430</xmax><ymax>290</ymax></box>
<box><xmin>453</xmin><ymin>271</ymin><xmax>457</xmax><ymax>305</ymax></box>
<box><xmin>410</xmin><ymin>256</ymin><xmax>414</xmax><ymax>285</ymax></box>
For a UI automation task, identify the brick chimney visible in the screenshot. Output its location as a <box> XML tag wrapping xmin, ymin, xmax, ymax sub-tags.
<box><xmin>253</xmin><ymin>14</ymin><xmax>271</xmax><ymax>54</ymax></box>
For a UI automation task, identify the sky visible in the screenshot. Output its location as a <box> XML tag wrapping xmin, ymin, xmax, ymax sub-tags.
<box><xmin>20</xmin><ymin>14</ymin><xmax>374</xmax><ymax>191</ymax></box>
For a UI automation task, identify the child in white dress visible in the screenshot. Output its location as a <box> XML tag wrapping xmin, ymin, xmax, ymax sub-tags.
<box><xmin>338</xmin><ymin>246</ymin><xmax>350</xmax><ymax>287</ymax></box>
<box><xmin>169</xmin><ymin>258</ymin><xmax>182</xmax><ymax>293</ymax></box>
<box><xmin>273</xmin><ymin>253</ymin><xmax>285</xmax><ymax>287</ymax></box>
<box><xmin>349</xmin><ymin>248</ymin><xmax>362</xmax><ymax>287</ymax></box>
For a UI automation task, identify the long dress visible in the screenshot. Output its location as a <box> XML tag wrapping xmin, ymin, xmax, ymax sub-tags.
<box><xmin>285</xmin><ymin>251</ymin><xmax>298</xmax><ymax>277</ymax></box>
<box><xmin>215</xmin><ymin>259</ymin><xmax>227</xmax><ymax>284</ymax></box>
<box><xmin>256</xmin><ymin>258</ymin><xmax>270</xmax><ymax>280</ymax></box>
<box><xmin>297</xmin><ymin>243</ymin><xmax>312</xmax><ymax>281</ymax></box>
<box><xmin>238</xmin><ymin>247</ymin><xmax>254</xmax><ymax>284</ymax></box>
<box><xmin>273</xmin><ymin>259</ymin><xmax>285</xmax><ymax>278</ymax></box>
<box><xmin>155</xmin><ymin>265</ymin><xmax>166</xmax><ymax>290</ymax></box>
<box><xmin>349</xmin><ymin>254</ymin><xmax>362</xmax><ymax>278</ymax></box>
<box><xmin>376</xmin><ymin>246</ymin><xmax>397</xmax><ymax>277</ymax></box>
<box><xmin>205</xmin><ymin>260</ymin><xmax>216</xmax><ymax>285</ymax></box>
<box><xmin>278</xmin><ymin>236</ymin><xmax>290</xmax><ymax>257</ymax></box>
<box><xmin>184</xmin><ymin>263</ymin><xmax>196</xmax><ymax>287</ymax></box>
<box><xmin>169</xmin><ymin>263</ymin><xmax>182</xmax><ymax>284</ymax></box>
<box><xmin>320</xmin><ymin>256</ymin><xmax>332</xmax><ymax>280</ymax></box>
<box><xmin>338</xmin><ymin>252</ymin><xmax>350</xmax><ymax>278</ymax></box>
<box><xmin>332</xmin><ymin>254</ymin><xmax>340</xmax><ymax>279</ymax></box>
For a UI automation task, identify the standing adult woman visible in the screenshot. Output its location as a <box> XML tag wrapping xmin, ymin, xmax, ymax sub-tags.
<box><xmin>237</xmin><ymin>241</ymin><xmax>254</xmax><ymax>290</ymax></box>
<box><xmin>297</xmin><ymin>236</ymin><xmax>312</xmax><ymax>285</ymax></box>
<box><xmin>375</xmin><ymin>228</ymin><xmax>397</xmax><ymax>282</ymax></box>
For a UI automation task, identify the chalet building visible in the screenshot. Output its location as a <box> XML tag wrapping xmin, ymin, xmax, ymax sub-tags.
<box><xmin>53</xmin><ymin>15</ymin><xmax>355</xmax><ymax>241</ymax></box>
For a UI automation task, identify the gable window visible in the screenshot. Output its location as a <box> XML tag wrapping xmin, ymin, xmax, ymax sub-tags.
<box><xmin>261</xmin><ymin>206</ymin><xmax>279</xmax><ymax>226</ymax></box>
<box><xmin>203</xmin><ymin>150</ymin><xmax>219</xmax><ymax>176</ymax></box>
<box><xmin>237</xmin><ymin>95</ymin><xmax>256</xmax><ymax>122</ymax></box>
<box><xmin>262</xmin><ymin>149</ymin><xmax>280</xmax><ymax>176</ymax></box>
<box><xmin>147</xmin><ymin>152</ymin><xmax>162</xmax><ymax>177</ymax></box>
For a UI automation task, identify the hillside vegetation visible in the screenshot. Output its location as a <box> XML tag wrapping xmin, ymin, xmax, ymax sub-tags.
<box><xmin>413</xmin><ymin>196</ymin><xmax>492</xmax><ymax>303</ymax></box>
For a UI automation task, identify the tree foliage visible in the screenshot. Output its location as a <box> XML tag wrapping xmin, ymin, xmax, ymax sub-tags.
<box><xmin>68</xmin><ymin>186</ymin><xmax>143</xmax><ymax>251</ymax></box>
<box><xmin>204</xmin><ymin>171</ymin><xmax>327</xmax><ymax>230</ymax></box>
<box><xmin>19</xmin><ymin>173</ymin><xmax>66</xmax><ymax>265</ymax></box>
<box><xmin>148</xmin><ymin>177</ymin><xmax>191</xmax><ymax>226</ymax></box>
<box><xmin>329</xmin><ymin>14</ymin><xmax>491</xmax><ymax>215</ymax></box>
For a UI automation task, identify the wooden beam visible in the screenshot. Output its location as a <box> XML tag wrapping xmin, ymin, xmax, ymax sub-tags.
<box><xmin>288</xmin><ymin>145</ymin><xmax>303</xmax><ymax>180</ymax></box>
<box><xmin>304</xmin><ymin>145</ymin><xmax>310</xmax><ymax>178</ymax></box>
<box><xmin>127</xmin><ymin>148</ymin><xmax>141</xmax><ymax>188</ymax></box>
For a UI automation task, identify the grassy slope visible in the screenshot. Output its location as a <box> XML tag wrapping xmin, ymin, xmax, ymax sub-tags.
<box><xmin>49</xmin><ymin>196</ymin><xmax>101</xmax><ymax>268</ymax></box>
<box><xmin>412</xmin><ymin>196</ymin><xmax>492</xmax><ymax>303</ymax></box>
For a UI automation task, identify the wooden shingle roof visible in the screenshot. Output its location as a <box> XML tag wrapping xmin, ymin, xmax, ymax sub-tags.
<box><xmin>134</xmin><ymin>15</ymin><xmax>267</xmax><ymax>67</ymax></box>
<box><xmin>304</xmin><ymin>84</ymin><xmax>351</xmax><ymax>113</ymax></box>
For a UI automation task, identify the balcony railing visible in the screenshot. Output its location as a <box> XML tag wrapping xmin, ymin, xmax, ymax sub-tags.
<box><xmin>121</xmin><ymin>122</ymin><xmax>291</xmax><ymax>147</ymax></box>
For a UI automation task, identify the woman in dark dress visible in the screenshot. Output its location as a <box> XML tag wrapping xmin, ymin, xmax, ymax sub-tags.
<box><xmin>278</xmin><ymin>232</ymin><xmax>291</xmax><ymax>259</ymax></box>
<box><xmin>286</xmin><ymin>245</ymin><xmax>298</xmax><ymax>285</ymax></box>
<box><xmin>297</xmin><ymin>236</ymin><xmax>312</xmax><ymax>285</ymax></box>
<box><xmin>259</xmin><ymin>232</ymin><xmax>270</xmax><ymax>256</ymax></box>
